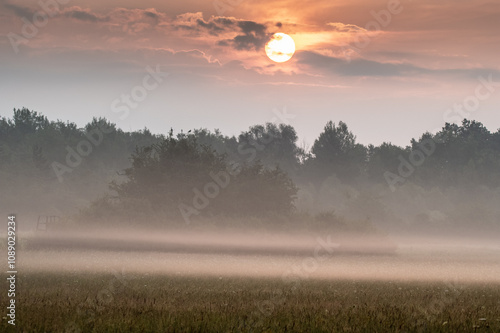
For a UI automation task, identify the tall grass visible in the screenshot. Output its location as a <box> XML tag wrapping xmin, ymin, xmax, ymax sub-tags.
<box><xmin>2</xmin><ymin>273</ymin><xmax>499</xmax><ymax>332</ymax></box>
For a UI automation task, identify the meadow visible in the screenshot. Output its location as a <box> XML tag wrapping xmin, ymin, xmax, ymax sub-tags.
<box><xmin>2</xmin><ymin>273</ymin><xmax>499</xmax><ymax>332</ymax></box>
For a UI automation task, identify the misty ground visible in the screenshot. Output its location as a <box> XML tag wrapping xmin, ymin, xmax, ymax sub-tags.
<box><xmin>1</xmin><ymin>226</ymin><xmax>499</xmax><ymax>332</ymax></box>
<box><xmin>7</xmin><ymin>229</ymin><xmax>500</xmax><ymax>283</ymax></box>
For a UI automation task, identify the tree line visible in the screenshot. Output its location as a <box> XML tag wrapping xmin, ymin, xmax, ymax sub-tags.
<box><xmin>1</xmin><ymin>108</ymin><xmax>499</xmax><ymax>228</ymax></box>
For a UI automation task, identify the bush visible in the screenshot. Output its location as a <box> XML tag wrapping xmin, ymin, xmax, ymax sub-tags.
<box><xmin>84</xmin><ymin>133</ymin><xmax>298</xmax><ymax>225</ymax></box>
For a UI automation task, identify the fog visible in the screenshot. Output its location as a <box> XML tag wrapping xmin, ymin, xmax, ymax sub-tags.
<box><xmin>7</xmin><ymin>228</ymin><xmax>500</xmax><ymax>284</ymax></box>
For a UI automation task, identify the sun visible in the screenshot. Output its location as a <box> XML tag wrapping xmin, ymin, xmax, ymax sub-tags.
<box><xmin>265</xmin><ymin>33</ymin><xmax>296</xmax><ymax>63</ymax></box>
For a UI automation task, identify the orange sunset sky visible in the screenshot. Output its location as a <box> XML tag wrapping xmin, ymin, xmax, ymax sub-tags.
<box><xmin>1</xmin><ymin>0</ymin><xmax>499</xmax><ymax>145</ymax></box>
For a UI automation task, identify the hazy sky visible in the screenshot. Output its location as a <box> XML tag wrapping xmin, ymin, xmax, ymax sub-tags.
<box><xmin>1</xmin><ymin>0</ymin><xmax>499</xmax><ymax>146</ymax></box>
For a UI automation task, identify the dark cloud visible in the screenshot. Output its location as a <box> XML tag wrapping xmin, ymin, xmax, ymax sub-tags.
<box><xmin>220</xmin><ymin>20</ymin><xmax>270</xmax><ymax>51</ymax></box>
<box><xmin>171</xmin><ymin>16</ymin><xmax>234</xmax><ymax>35</ymax></box>
<box><xmin>196</xmin><ymin>19</ymin><xmax>225</xmax><ymax>35</ymax></box>
<box><xmin>172</xmin><ymin>16</ymin><xmax>269</xmax><ymax>50</ymax></box>
<box><xmin>341</xmin><ymin>59</ymin><xmax>422</xmax><ymax>77</ymax></box>
<box><xmin>65</xmin><ymin>10</ymin><xmax>108</xmax><ymax>22</ymax></box>
<box><xmin>238</xmin><ymin>21</ymin><xmax>266</xmax><ymax>35</ymax></box>
<box><xmin>3</xmin><ymin>3</ymin><xmax>35</xmax><ymax>18</ymax></box>
<box><xmin>214</xmin><ymin>17</ymin><xmax>234</xmax><ymax>26</ymax></box>
<box><xmin>297</xmin><ymin>51</ymin><xmax>425</xmax><ymax>77</ymax></box>
<box><xmin>297</xmin><ymin>51</ymin><xmax>500</xmax><ymax>79</ymax></box>
<box><xmin>231</xmin><ymin>33</ymin><xmax>268</xmax><ymax>51</ymax></box>
<box><xmin>194</xmin><ymin>17</ymin><xmax>236</xmax><ymax>35</ymax></box>
<box><xmin>144</xmin><ymin>11</ymin><xmax>158</xmax><ymax>19</ymax></box>
<box><xmin>174</xmin><ymin>24</ymin><xmax>195</xmax><ymax>31</ymax></box>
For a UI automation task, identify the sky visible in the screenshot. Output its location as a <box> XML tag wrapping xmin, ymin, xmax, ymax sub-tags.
<box><xmin>1</xmin><ymin>0</ymin><xmax>499</xmax><ymax>146</ymax></box>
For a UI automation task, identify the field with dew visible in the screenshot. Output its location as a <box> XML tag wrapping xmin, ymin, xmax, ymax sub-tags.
<box><xmin>2</xmin><ymin>272</ymin><xmax>499</xmax><ymax>332</ymax></box>
<box><xmin>2</xmin><ymin>230</ymin><xmax>500</xmax><ymax>332</ymax></box>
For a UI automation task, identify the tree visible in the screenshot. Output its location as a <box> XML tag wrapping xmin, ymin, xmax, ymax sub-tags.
<box><xmin>366</xmin><ymin>142</ymin><xmax>407</xmax><ymax>182</ymax></box>
<box><xmin>237</xmin><ymin>123</ymin><xmax>304</xmax><ymax>177</ymax></box>
<box><xmin>11</xmin><ymin>107</ymin><xmax>49</xmax><ymax>136</ymax></box>
<box><xmin>112</xmin><ymin>131</ymin><xmax>225</xmax><ymax>210</ymax></box>
<box><xmin>110</xmin><ymin>131</ymin><xmax>298</xmax><ymax>221</ymax></box>
<box><xmin>187</xmin><ymin>128</ymin><xmax>238</xmax><ymax>158</ymax></box>
<box><xmin>309</xmin><ymin>121</ymin><xmax>367</xmax><ymax>182</ymax></box>
<box><xmin>405</xmin><ymin>119</ymin><xmax>500</xmax><ymax>187</ymax></box>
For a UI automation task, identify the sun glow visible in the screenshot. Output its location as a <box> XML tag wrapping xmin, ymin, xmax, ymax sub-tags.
<box><xmin>265</xmin><ymin>33</ymin><xmax>296</xmax><ymax>63</ymax></box>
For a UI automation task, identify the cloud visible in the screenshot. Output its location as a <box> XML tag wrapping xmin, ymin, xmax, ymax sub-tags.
<box><xmin>297</xmin><ymin>50</ymin><xmax>417</xmax><ymax>77</ymax></box>
<box><xmin>238</xmin><ymin>20</ymin><xmax>266</xmax><ymax>35</ymax></box>
<box><xmin>144</xmin><ymin>11</ymin><xmax>158</xmax><ymax>19</ymax></box>
<box><xmin>3</xmin><ymin>3</ymin><xmax>35</xmax><ymax>18</ymax></box>
<box><xmin>218</xmin><ymin>20</ymin><xmax>270</xmax><ymax>51</ymax></box>
<box><xmin>1</xmin><ymin>3</ymin><xmax>270</xmax><ymax>54</ymax></box>
<box><xmin>297</xmin><ymin>50</ymin><xmax>500</xmax><ymax>79</ymax></box>
<box><xmin>170</xmin><ymin>14</ymin><xmax>270</xmax><ymax>51</ymax></box>
<box><xmin>326</xmin><ymin>22</ymin><xmax>365</xmax><ymax>33</ymax></box>
<box><xmin>196</xmin><ymin>18</ymin><xmax>225</xmax><ymax>35</ymax></box>
<box><xmin>171</xmin><ymin>12</ymin><xmax>233</xmax><ymax>36</ymax></box>
<box><xmin>63</xmin><ymin>8</ymin><xmax>108</xmax><ymax>22</ymax></box>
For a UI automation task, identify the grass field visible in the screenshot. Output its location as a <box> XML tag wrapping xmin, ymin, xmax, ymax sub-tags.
<box><xmin>2</xmin><ymin>273</ymin><xmax>499</xmax><ymax>332</ymax></box>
